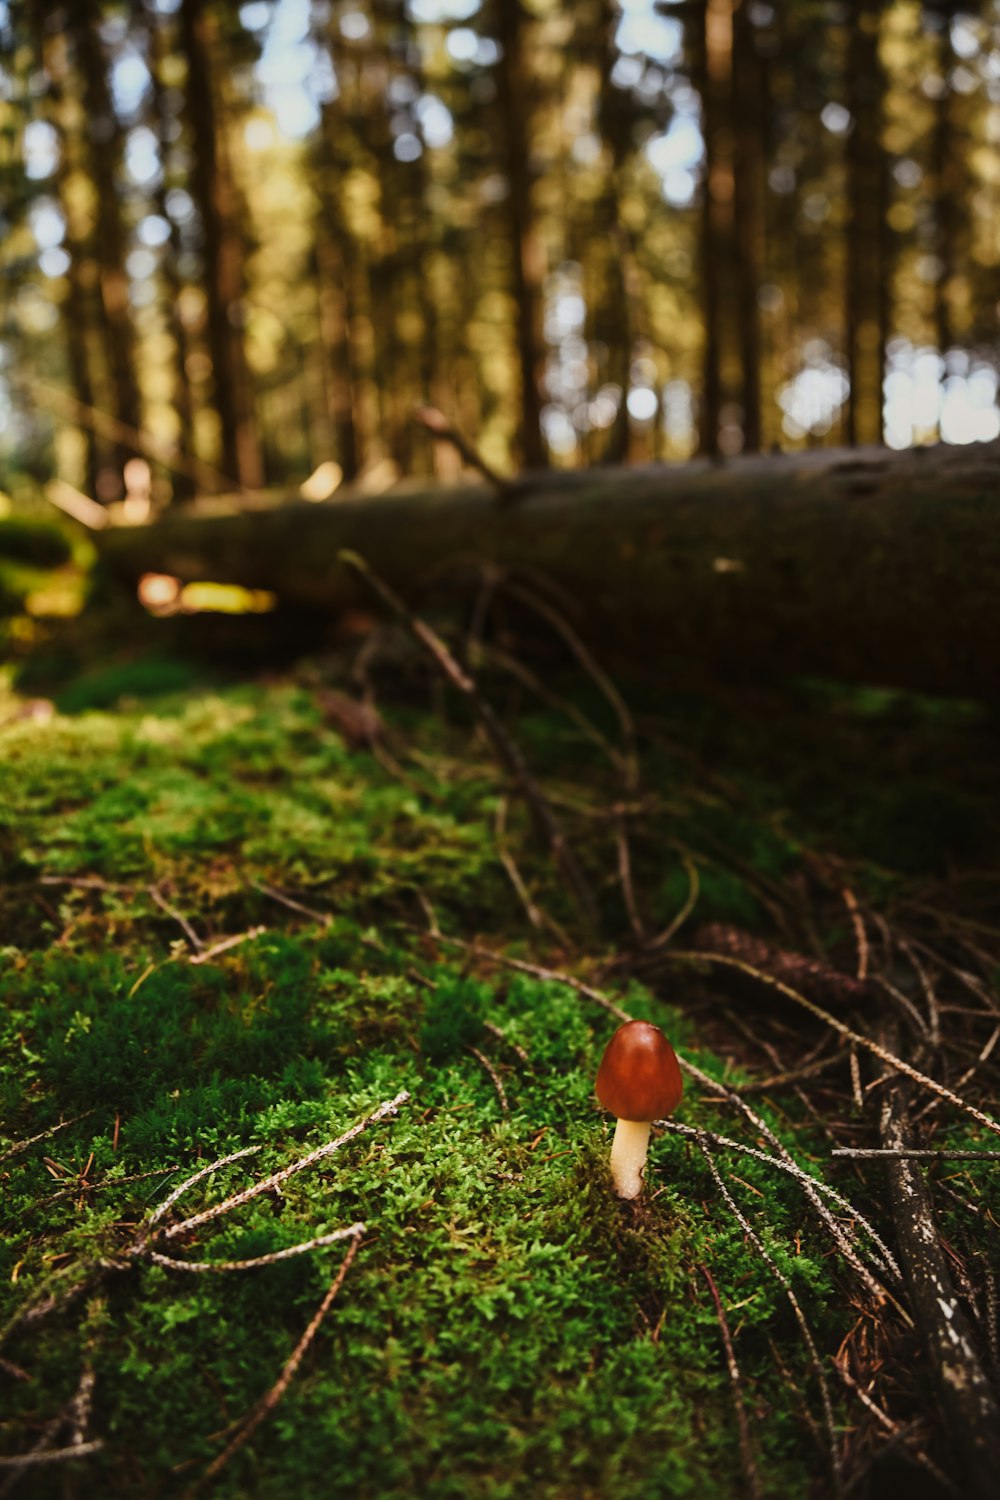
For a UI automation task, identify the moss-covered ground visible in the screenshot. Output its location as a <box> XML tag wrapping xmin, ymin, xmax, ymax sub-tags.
<box><xmin>1</xmin><ymin>630</ymin><xmax>998</xmax><ymax>1498</ymax></box>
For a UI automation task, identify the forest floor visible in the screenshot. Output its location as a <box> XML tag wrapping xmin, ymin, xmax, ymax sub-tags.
<box><xmin>1</xmin><ymin>593</ymin><xmax>999</xmax><ymax>1499</ymax></box>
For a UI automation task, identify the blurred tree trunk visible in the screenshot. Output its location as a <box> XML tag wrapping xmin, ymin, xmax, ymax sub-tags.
<box><xmin>179</xmin><ymin>0</ymin><xmax>264</xmax><ymax>491</ymax></box>
<box><xmin>98</xmin><ymin>440</ymin><xmax>1000</xmax><ymax>701</ymax></box>
<box><xmin>74</xmin><ymin>0</ymin><xmax>140</xmax><ymax>500</ymax></box>
<box><xmin>732</xmin><ymin>1</ymin><xmax>763</xmax><ymax>452</ymax></box>
<box><xmin>931</xmin><ymin>4</ymin><xmax>957</xmax><ymax>404</ymax></box>
<box><xmin>696</xmin><ymin>0</ymin><xmax>731</xmax><ymax>456</ymax></box>
<box><xmin>34</xmin><ymin>18</ymin><xmax>99</xmax><ymax>499</ymax></box>
<box><xmin>149</xmin><ymin>9</ymin><xmax>196</xmax><ymax>501</ymax></box>
<box><xmin>593</xmin><ymin>0</ymin><xmax>633</xmax><ymax>466</ymax></box>
<box><xmin>313</xmin><ymin>94</ymin><xmax>361</xmax><ymax>481</ymax></box>
<box><xmin>846</xmin><ymin>1</ymin><xmax>887</xmax><ymax>446</ymax></box>
<box><xmin>495</xmin><ymin>0</ymin><xmax>547</xmax><ymax>469</ymax></box>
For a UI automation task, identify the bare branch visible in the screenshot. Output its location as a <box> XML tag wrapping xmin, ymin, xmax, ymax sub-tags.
<box><xmin>149</xmin><ymin>1223</ymin><xmax>365</xmax><ymax>1274</ymax></box>
<box><xmin>676</xmin><ymin>950</ymin><xmax>1000</xmax><ymax>1140</ymax></box>
<box><xmin>200</xmin><ymin>1235</ymin><xmax>362</xmax><ymax>1484</ymax></box>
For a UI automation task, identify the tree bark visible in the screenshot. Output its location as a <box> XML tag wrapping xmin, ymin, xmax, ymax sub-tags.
<box><xmin>149</xmin><ymin>8</ymin><xmax>196</xmax><ymax>501</ymax></box>
<box><xmin>845</xmin><ymin>1</ymin><xmax>887</xmax><ymax>447</ymax></box>
<box><xmin>34</xmin><ymin>18</ymin><xmax>100</xmax><ymax>500</ymax></box>
<box><xmin>732</xmin><ymin>0</ymin><xmax>763</xmax><ymax>453</ymax></box>
<box><xmin>179</xmin><ymin>0</ymin><xmax>264</xmax><ymax>491</ymax></box>
<box><xmin>74</xmin><ymin>0</ymin><xmax>141</xmax><ymax>499</ymax></box>
<box><xmin>495</xmin><ymin>0</ymin><xmax>547</xmax><ymax>469</ymax></box>
<box><xmin>697</xmin><ymin>0</ymin><xmax>733</xmax><ymax>456</ymax></box>
<box><xmin>94</xmin><ymin>440</ymin><xmax>1000</xmax><ymax>700</ymax></box>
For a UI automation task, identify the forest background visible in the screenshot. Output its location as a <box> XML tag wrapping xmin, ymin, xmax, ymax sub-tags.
<box><xmin>3</xmin><ymin>0</ymin><xmax>1000</xmax><ymax>516</ymax></box>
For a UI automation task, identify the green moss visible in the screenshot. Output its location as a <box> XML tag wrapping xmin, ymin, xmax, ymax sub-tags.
<box><xmin>1</xmin><ymin>664</ymin><xmax>993</xmax><ymax>1496</ymax></box>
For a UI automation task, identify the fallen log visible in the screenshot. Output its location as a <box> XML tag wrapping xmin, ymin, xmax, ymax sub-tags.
<box><xmin>93</xmin><ymin>440</ymin><xmax>1000</xmax><ymax>698</ymax></box>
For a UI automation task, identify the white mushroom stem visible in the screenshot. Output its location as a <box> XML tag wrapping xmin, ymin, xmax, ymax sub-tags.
<box><xmin>609</xmin><ymin>1118</ymin><xmax>652</xmax><ymax>1199</ymax></box>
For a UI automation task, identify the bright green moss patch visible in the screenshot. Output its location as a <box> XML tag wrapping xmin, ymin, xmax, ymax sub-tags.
<box><xmin>1</xmin><ymin>668</ymin><xmax>995</xmax><ymax>1496</ymax></box>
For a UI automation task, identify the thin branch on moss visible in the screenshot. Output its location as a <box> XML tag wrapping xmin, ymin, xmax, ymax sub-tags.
<box><xmin>492</xmin><ymin>573</ymin><xmax>643</xmax><ymax>934</ymax></box>
<box><xmin>493</xmin><ymin>795</ymin><xmax>570</xmax><ymax>945</ymax></box>
<box><xmin>0</xmin><ymin>1360</ymin><xmax>100</xmax><ymax>1491</ymax></box>
<box><xmin>198</xmin><ymin>1234</ymin><xmax>362</xmax><ymax>1487</ymax></box>
<box><xmin>0</xmin><ymin>1112</ymin><xmax>95</xmax><ymax>1166</ymax></box>
<box><xmin>148</xmin><ymin>1143</ymin><xmax>263</xmax><ymax>1228</ymax></box>
<box><xmin>911</xmin><ymin>1021</ymin><xmax>1000</xmax><ymax>1127</ymax></box>
<box><xmin>339</xmin><ymin>549</ymin><xmax>598</xmax><ymax>929</ymax></box>
<box><xmin>466</xmin><ymin>1046</ymin><xmax>509</xmax><ymax>1113</ymax></box>
<box><xmin>155</xmin><ymin>1092</ymin><xmax>410</xmax><ymax>1244</ymax></box>
<box><xmin>674</xmin><ymin>950</ymin><xmax>1000</xmax><ymax>1140</ymax></box>
<box><xmin>189</xmin><ymin>927</ymin><xmax>267</xmax><ymax>966</ymax></box>
<box><xmin>615</xmin><ymin>810</ymin><xmax>645</xmax><ymax>940</ymax></box>
<box><xmin>149</xmin><ymin>1223</ymin><xmax>366</xmax><ymax>1274</ymax></box>
<box><xmin>499</xmin><ymin>575</ymin><xmax>639</xmax><ymax>788</ymax></box>
<box><xmin>38</xmin><ymin>875</ymin><xmax>133</xmax><ymax>893</ymax></box>
<box><xmin>148</xmin><ymin>884</ymin><xmax>205</xmax><ymax>955</ymax></box>
<box><xmin>680</xmin><ymin>1056</ymin><xmax>896</xmax><ymax>1303</ymax></box>
<box><xmin>898</xmin><ymin>939</ymin><xmax>942</xmax><ymax>1047</ymax></box>
<box><xmin>699</xmin><ymin>1142</ymin><xmax>843</xmax><ymax>1496</ymax></box>
<box><xmin>253</xmin><ymin>881</ymin><xmax>333</xmax><ymax>928</ymax></box>
<box><xmin>482</xmin><ymin>1020</ymin><xmax>530</xmax><ymax>1065</ymax></box>
<box><xmin>870</xmin><ymin>975</ymin><xmax>930</xmax><ymax>1039</ymax></box>
<box><xmin>474</xmin><ymin>641</ymin><xmax>625</xmax><ymax>775</ymax></box>
<box><xmin>0</xmin><ymin>1442</ymin><xmax>104</xmax><ymax>1473</ymax></box>
<box><xmin>699</xmin><ymin>1263</ymin><xmax>761</xmax><ymax>1500</ymax></box>
<box><xmin>658</xmin><ymin>1123</ymin><xmax>900</xmax><ymax>1280</ymax></box>
<box><xmin>408</xmin><ymin>928</ymin><xmax>628</xmax><ymax>1020</ymax></box>
<box><xmin>832</xmin><ymin>1147</ymin><xmax>1000</xmax><ymax>1161</ymax></box>
<box><xmin>40</xmin><ymin>1164</ymin><xmax>182</xmax><ymax>1208</ymax></box>
<box><xmin>644</xmin><ymin>849</ymin><xmax>700</xmax><ymax>952</ymax></box>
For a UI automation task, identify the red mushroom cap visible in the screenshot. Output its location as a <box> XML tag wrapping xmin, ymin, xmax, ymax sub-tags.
<box><xmin>595</xmin><ymin>1020</ymin><xmax>683</xmax><ymax>1121</ymax></box>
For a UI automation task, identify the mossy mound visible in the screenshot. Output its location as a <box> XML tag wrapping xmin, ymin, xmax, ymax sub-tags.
<box><xmin>1</xmin><ymin>668</ymin><xmax>995</xmax><ymax>1497</ymax></box>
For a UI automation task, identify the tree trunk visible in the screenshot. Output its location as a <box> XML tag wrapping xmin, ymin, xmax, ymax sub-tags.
<box><xmin>932</xmin><ymin>4</ymin><xmax>957</xmax><ymax>406</ymax></box>
<box><xmin>697</xmin><ymin>0</ymin><xmax>732</xmax><ymax>456</ymax></box>
<box><xmin>149</xmin><ymin>9</ymin><xmax>196</xmax><ymax>501</ymax></box>
<box><xmin>74</xmin><ymin>0</ymin><xmax>140</xmax><ymax>500</ymax></box>
<box><xmin>732</xmin><ymin>0</ymin><xmax>763</xmax><ymax>452</ymax></box>
<box><xmin>593</xmin><ymin>0</ymin><xmax>634</xmax><ymax>466</ymax></box>
<box><xmin>34</xmin><ymin>19</ymin><xmax>100</xmax><ymax>500</ymax></box>
<box><xmin>846</xmin><ymin>1</ymin><xmax>888</xmax><ymax>447</ymax></box>
<box><xmin>95</xmin><ymin>440</ymin><xmax>1000</xmax><ymax>700</ymax></box>
<box><xmin>179</xmin><ymin>0</ymin><xmax>264</xmax><ymax>491</ymax></box>
<box><xmin>495</xmin><ymin>0</ymin><xmax>547</xmax><ymax>469</ymax></box>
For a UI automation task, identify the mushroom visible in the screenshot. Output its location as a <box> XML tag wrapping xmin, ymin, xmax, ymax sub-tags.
<box><xmin>595</xmin><ymin>1020</ymin><xmax>683</xmax><ymax>1199</ymax></box>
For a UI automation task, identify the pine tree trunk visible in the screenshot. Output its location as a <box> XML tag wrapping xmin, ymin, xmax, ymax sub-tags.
<box><xmin>732</xmin><ymin>0</ymin><xmax>763</xmax><ymax>453</ymax></box>
<box><xmin>846</xmin><ymin>1</ymin><xmax>888</xmax><ymax>447</ymax></box>
<box><xmin>496</xmin><ymin>0</ymin><xmax>547</xmax><ymax>469</ymax></box>
<box><xmin>179</xmin><ymin>0</ymin><xmax>264</xmax><ymax>491</ymax></box>
<box><xmin>74</xmin><ymin>0</ymin><xmax>140</xmax><ymax>499</ymax></box>
<box><xmin>149</xmin><ymin>10</ymin><xmax>196</xmax><ymax>500</ymax></box>
<box><xmin>35</xmin><ymin>19</ymin><xmax>100</xmax><ymax>500</ymax></box>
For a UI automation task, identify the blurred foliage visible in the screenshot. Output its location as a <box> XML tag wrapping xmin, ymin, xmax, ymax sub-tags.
<box><xmin>0</xmin><ymin>0</ymin><xmax>998</xmax><ymax>514</ymax></box>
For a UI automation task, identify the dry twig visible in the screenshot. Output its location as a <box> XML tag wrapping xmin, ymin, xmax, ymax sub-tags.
<box><xmin>699</xmin><ymin>1264</ymin><xmax>761</xmax><ymax>1500</ymax></box>
<box><xmin>675</xmin><ymin>950</ymin><xmax>1000</xmax><ymax>1140</ymax></box>
<box><xmin>340</xmin><ymin>549</ymin><xmax>598</xmax><ymax>928</ymax></box>
<box><xmin>700</xmin><ymin>1143</ymin><xmax>843</xmax><ymax>1494</ymax></box>
<box><xmin>199</xmin><ymin>1234</ymin><xmax>363</xmax><ymax>1486</ymax></box>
